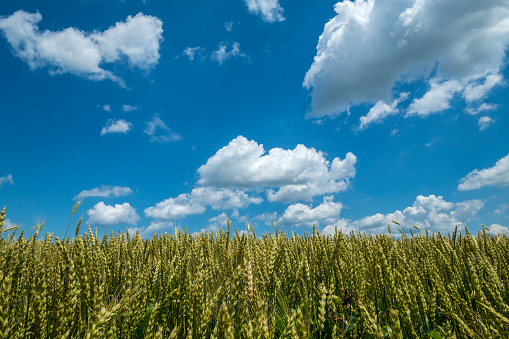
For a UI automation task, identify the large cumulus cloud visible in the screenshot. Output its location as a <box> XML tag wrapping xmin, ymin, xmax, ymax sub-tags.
<box><xmin>304</xmin><ymin>0</ymin><xmax>509</xmax><ymax>121</ymax></box>
<box><xmin>197</xmin><ymin>136</ymin><xmax>357</xmax><ymax>202</ymax></box>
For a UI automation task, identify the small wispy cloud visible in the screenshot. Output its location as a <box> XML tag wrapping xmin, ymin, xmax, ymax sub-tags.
<box><xmin>478</xmin><ymin>116</ymin><xmax>495</xmax><ymax>131</ymax></box>
<box><xmin>182</xmin><ymin>46</ymin><xmax>204</xmax><ymax>61</ymax></box>
<box><xmin>465</xmin><ymin>103</ymin><xmax>498</xmax><ymax>115</ymax></box>
<box><xmin>101</xmin><ymin>119</ymin><xmax>133</xmax><ymax>136</ymax></box>
<box><xmin>122</xmin><ymin>105</ymin><xmax>139</xmax><ymax>112</ymax></box>
<box><xmin>97</xmin><ymin>104</ymin><xmax>111</xmax><ymax>112</ymax></box>
<box><xmin>224</xmin><ymin>21</ymin><xmax>234</xmax><ymax>32</ymax></box>
<box><xmin>425</xmin><ymin>138</ymin><xmax>440</xmax><ymax>147</ymax></box>
<box><xmin>211</xmin><ymin>42</ymin><xmax>250</xmax><ymax>65</ymax></box>
<box><xmin>256</xmin><ymin>212</ymin><xmax>278</xmax><ymax>226</ymax></box>
<box><xmin>494</xmin><ymin>203</ymin><xmax>509</xmax><ymax>216</ymax></box>
<box><xmin>0</xmin><ymin>174</ymin><xmax>14</xmax><ymax>188</ymax></box>
<box><xmin>144</xmin><ymin>115</ymin><xmax>181</xmax><ymax>143</ymax></box>
<box><xmin>75</xmin><ymin>185</ymin><xmax>133</xmax><ymax>200</ymax></box>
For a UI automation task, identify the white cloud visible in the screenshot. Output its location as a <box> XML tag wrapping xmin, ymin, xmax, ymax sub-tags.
<box><xmin>465</xmin><ymin>103</ymin><xmax>498</xmax><ymax>115</ymax></box>
<box><xmin>122</xmin><ymin>104</ymin><xmax>139</xmax><ymax>112</ymax></box>
<box><xmin>0</xmin><ymin>174</ymin><xmax>13</xmax><ymax>188</ymax></box>
<box><xmin>256</xmin><ymin>212</ymin><xmax>278</xmax><ymax>225</ymax></box>
<box><xmin>358</xmin><ymin>92</ymin><xmax>409</xmax><ymax>129</ymax></box>
<box><xmin>340</xmin><ymin>195</ymin><xmax>484</xmax><ymax>234</ymax></box>
<box><xmin>303</xmin><ymin>0</ymin><xmax>509</xmax><ymax>118</ymax></box>
<box><xmin>200</xmin><ymin>212</ymin><xmax>230</xmax><ymax>234</ymax></box>
<box><xmin>87</xmin><ymin>202</ymin><xmax>140</xmax><ymax>226</ymax></box>
<box><xmin>322</xmin><ymin>219</ymin><xmax>354</xmax><ymax>236</ymax></box>
<box><xmin>211</xmin><ymin>42</ymin><xmax>249</xmax><ymax>65</ymax></box>
<box><xmin>478</xmin><ymin>116</ymin><xmax>495</xmax><ymax>131</ymax></box>
<box><xmin>360</xmin><ymin>102</ymin><xmax>395</xmax><ymax>129</ymax></box>
<box><xmin>3</xmin><ymin>218</ymin><xmax>16</xmax><ymax>229</ymax></box>
<box><xmin>145</xmin><ymin>194</ymin><xmax>204</xmax><ymax>220</ymax></box>
<box><xmin>198</xmin><ymin>212</ymin><xmax>250</xmax><ymax>234</ymax></box>
<box><xmin>144</xmin><ymin>187</ymin><xmax>262</xmax><ymax>220</ymax></box>
<box><xmin>89</xmin><ymin>13</ymin><xmax>163</xmax><ymax>70</ymax></box>
<box><xmin>101</xmin><ymin>118</ymin><xmax>132</xmax><ymax>136</ymax></box>
<box><xmin>75</xmin><ymin>185</ymin><xmax>133</xmax><ymax>200</ymax></box>
<box><xmin>458</xmin><ymin>153</ymin><xmax>509</xmax><ymax>191</ymax></box>
<box><xmin>0</xmin><ymin>11</ymin><xmax>163</xmax><ymax>85</ymax></box>
<box><xmin>277</xmin><ymin>196</ymin><xmax>343</xmax><ymax>228</ymax></box>
<box><xmin>144</xmin><ymin>115</ymin><xmax>181</xmax><ymax>143</ymax></box>
<box><xmin>488</xmin><ymin>224</ymin><xmax>509</xmax><ymax>236</ymax></box>
<box><xmin>425</xmin><ymin>137</ymin><xmax>440</xmax><ymax>147</ymax></box>
<box><xmin>128</xmin><ymin>220</ymin><xmax>175</xmax><ymax>238</ymax></box>
<box><xmin>182</xmin><ymin>46</ymin><xmax>203</xmax><ymax>61</ymax></box>
<box><xmin>197</xmin><ymin>136</ymin><xmax>357</xmax><ymax>202</ymax></box>
<box><xmin>146</xmin><ymin>137</ymin><xmax>355</xmax><ymax>223</ymax></box>
<box><xmin>407</xmin><ymin>79</ymin><xmax>463</xmax><ymax>116</ymax></box>
<box><xmin>494</xmin><ymin>203</ymin><xmax>509</xmax><ymax>216</ymax></box>
<box><xmin>408</xmin><ymin>75</ymin><xmax>503</xmax><ymax>117</ymax></box>
<box><xmin>245</xmin><ymin>0</ymin><xmax>285</xmax><ymax>23</ymax></box>
<box><xmin>98</xmin><ymin>104</ymin><xmax>111</xmax><ymax>112</ymax></box>
<box><xmin>463</xmin><ymin>74</ymin><xmax>504</xmax><ymax>103</ymax></box>
<box><xmin>224</xmin><ymin>21</ymin><xmax>234</xmax><ymax>32</ymax></box>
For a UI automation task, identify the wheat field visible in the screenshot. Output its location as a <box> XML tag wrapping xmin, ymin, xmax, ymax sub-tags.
<box><xmin>0</xmin><ymin>206</ymin><xmax>508</xmax><ymax>338</ymax></box>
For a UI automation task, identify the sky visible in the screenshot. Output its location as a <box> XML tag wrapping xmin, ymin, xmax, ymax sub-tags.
<box><xmin>1</xmin><ymin>0</ymin><xmax>509</xmax><ymax>239</ymax></box>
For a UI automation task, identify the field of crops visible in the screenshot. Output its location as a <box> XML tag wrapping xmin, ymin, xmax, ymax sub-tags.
<box><xmin>0</xmin><ymin>206</ymin><xmax>508</xmax><ymax>338</ymax></box>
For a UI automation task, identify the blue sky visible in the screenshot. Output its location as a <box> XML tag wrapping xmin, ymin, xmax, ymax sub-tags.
<box><xmin>1</xmin><ymin>0</ymin><xmax>509</xmax><ymax>238</ymax></box>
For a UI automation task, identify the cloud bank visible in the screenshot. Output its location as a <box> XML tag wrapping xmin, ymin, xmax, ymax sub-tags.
<box><xmin>321</xmin><ymin>195</ymin><xmax>484</xmax><ymax>235</ymax></box>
